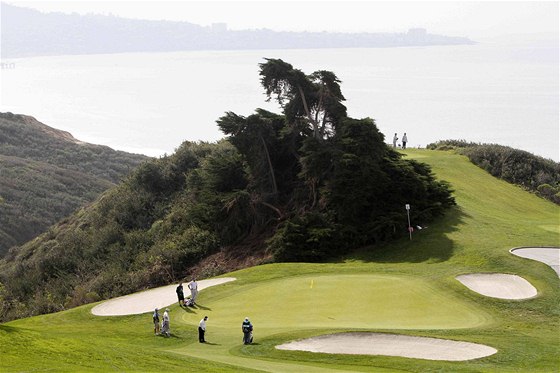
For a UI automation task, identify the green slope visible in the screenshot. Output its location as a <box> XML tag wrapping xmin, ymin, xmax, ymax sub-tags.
<box><xmin>1</xmin><ymin>149</ymin><xmax>558</xmax><ymax>372</ymax></box>
<box><xmin>0</xmin><ymin>113</ymin><xmax>148</xmax><ymax>256</ymax></box>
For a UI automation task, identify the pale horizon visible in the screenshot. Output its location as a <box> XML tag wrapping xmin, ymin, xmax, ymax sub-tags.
<box><xmin>4</xmin><ymin>1</ymin><xmax>558</xmax><ymax>42</ymax></box>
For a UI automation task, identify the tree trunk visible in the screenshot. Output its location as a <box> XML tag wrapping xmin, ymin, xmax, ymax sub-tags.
<box><xmin>297</xmin><ymin>85</ymin><xmax>320</xmax><ymax>139</ymax></box>
<box><xmin>260</xmin><ymin>135</ymin><xmax>278</xmax><ymax>195</ymax></box>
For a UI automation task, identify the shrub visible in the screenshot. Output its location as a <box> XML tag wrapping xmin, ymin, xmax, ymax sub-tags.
<box><xmin>269</xmin><ymin>212</ymin><xmax>340</xmax><ymax>262</ymax></box>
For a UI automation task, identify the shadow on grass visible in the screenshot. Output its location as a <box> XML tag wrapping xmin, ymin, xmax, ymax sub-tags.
<box><xmin>346</xmin><ymin>206</ymin><xmax>468</xmax><ymax>263</ymax></box>
<box><xmin>0</xmin><ymin>325</ymin><xmax>19</xmax><ymax>333</ymax></box>
<box><xmin>195</xmin><ymin>304</ymin><xmax>211</xmax><ymax>311</ymax></box>
<box><xmin>160</xmin><ymin>333</ymin><xmax>180</xmax><ymax>339</ymax></box>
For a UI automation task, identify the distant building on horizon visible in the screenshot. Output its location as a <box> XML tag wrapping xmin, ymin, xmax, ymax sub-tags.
<box><xmin>406</xmin><ymin>28</ymin><xmax>428</xmax><ymax>43</ymax></box>
<box><xmin>211</xmin><ymin>23</ymin><xmax>227</xmax><ymax>33</ymax></box>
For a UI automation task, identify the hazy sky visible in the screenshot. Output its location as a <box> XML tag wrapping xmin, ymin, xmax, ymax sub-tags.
<box><xmin>6</xmin><ymin>1</ymin><xmax>559</xmax><ymax>40</ymax></box>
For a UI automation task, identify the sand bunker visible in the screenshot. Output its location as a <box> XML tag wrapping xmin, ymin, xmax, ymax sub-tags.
<box><xmin>456</xmin><ymin>273</ymin><xmax>537</xmax><ymax>299</ymax></box>
<box><xmin>91</xmin><ymin>277</ymin><xmax>236</xmax><ymax>316</ymax></box>
<box><xmin>510</xmin><ymin>247</ymin><xmax>560</xmax><ymax>277</ymax></box>
<box><xmin>276</xmin><ymin>332</ymin><xmax>497</xmax><ymax>361</ymax></box>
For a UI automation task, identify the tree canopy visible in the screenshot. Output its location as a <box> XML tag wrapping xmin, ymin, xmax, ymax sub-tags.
<box><xmin>259</xmin><ymin>58</ymin><xmax>347</xmax><ymax>140</ymax></box>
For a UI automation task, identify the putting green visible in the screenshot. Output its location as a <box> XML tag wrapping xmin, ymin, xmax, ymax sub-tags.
<box><xmin>180</xmin><ymin>274</ymin><xmax>491</xmax><ymax>330</ymax></box>
<box><xmin>171</xmin><ymin>273</ymin><xmax>492</xmax><ymax>372</ymax></box>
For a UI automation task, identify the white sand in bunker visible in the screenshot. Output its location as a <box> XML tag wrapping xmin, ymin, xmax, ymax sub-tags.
<box><xmin>456</xmin><ymin>273</ymin><xmax>537</xmax><ymax>299</ymax></box>
<box><xmin>91</xmin><ymin>277</ymin><xmax>236</xmax><ymax>316</ymax></box>
<box><xmin>276</xmin><ymin>332</ymin><xmax>497</xmax><ymax>361</ymax></box>
<box><xmin>510</xmin><ymin>247</ymin><xmax>560</xmax><ymax>277</ymax></box>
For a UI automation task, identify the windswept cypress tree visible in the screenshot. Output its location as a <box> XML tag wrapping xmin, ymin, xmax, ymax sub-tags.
<box><xmin>220</xmin><ymin>59</ymin><xmax>455</xmax><ymax>260</ymax></box>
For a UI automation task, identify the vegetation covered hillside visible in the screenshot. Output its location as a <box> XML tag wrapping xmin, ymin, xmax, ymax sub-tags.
<box><xmin>427</xmin><ymin>140</ymin><xmax>560</xmax><ymax>204</ymax></box>
<box><xmin>0</xmin><ymin>60</ymin><xmax>454</xmax><ymax>321</ymax></box>
<box><xmin>0</xmin><ymin>112</ymin><xmax>148</xmax><ymax>255</ymax></box>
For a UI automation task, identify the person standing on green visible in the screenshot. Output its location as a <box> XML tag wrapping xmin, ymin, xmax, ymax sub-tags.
<box><xmin>242</xmin><ymin>317</ymin><xmax>253</xmax><ymax>344</ymax></box>
<box><xmin>402</xmin><ymin>133</ymin><xmax>408</xmax><ymax>149</ymax></box>
<box><xmin>198</xmin><ymin>316</ymin><xmax>208</xmax><ymax>343</ymax></box>
<box><xmin>188</xmin><ymin>278</ymin><xmax>198</xmax><ymax>303</ymax></box>
<box><xmin>162</xmin><ymin>308</ymin><xmax>170</xmax><ymax>337</ymax></box>
<box><xmin>152</xmin><ymin>308</ymin><xmax>160</xmax><ymax>335</ymax></box>
<box><xmin>176</xmin><ymin>282</ymin><xmax>185</xmax><ymax>307</ymax></box>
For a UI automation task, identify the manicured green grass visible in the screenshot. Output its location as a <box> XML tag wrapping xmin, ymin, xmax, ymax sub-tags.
<box><xmin>1</xmin><ymin>149</ymin><xmax>558</xmax><ymax>372</ymax></box>
<box><xmin>200</xmin><ymin>274</ymin><xmax>490</xmax><ymax>330</ymax></box>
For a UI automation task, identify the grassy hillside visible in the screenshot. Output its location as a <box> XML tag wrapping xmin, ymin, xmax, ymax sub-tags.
<box><xmin>427</xmin><ymin>140</ymin><xmax>560</xmax><ymax>204</ymax></box>
<box><xmin>0</xmin><ymin>112</ymin><xmax>148</xmax><ymax>255</ymax></box>
<box><xmin>1</xmin><ymin>149</ymin><xmax>558</xmax><ymax>372</ymax></box>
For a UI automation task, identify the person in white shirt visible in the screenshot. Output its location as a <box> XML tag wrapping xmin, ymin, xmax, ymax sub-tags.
<box><xmin>392</xmin><ymin>133</ymin><xmax>398</xmax><ymax>148</ymax></box>
<box><xmin>402</xmin><ymin>133</ymin><xmax>408</xmax><ymax>149</ymax></box>
<box><xmin>188</xmin><ymin>278</ymin><xmax>198</xmax><ymax>303</ymax></box>
<box><xmin>198</xmin><ymin>316</ymin><xmax>208</xmax><ymax>343</ymax></box>
<box><xmin>161</xmin><ymin>308</ymin><xmax>170</xmax><ymax>337</ymax></box>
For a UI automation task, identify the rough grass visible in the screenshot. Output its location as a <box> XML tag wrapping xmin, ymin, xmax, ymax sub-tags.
<box><xmin>1</xmin><ymin>149</ymin><xmax>558</xmax><ymax>372</ymax></box>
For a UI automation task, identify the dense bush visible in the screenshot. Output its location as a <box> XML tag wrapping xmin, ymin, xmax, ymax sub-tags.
<box><xmin>427</xmin><ymin>140</ymin><xmax>559</xmax><ymax>204</ymax></box>
<box><xmin>269</xmin><ymin>212</ymin><xmax>340</xmax><ymax>262</ymax></box>
<box><xmin>426</xmin><ymin>139</ymin><xmax>479</xmax><ymax>151</ymax></box>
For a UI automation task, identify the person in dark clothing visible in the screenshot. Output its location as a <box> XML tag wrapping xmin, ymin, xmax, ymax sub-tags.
<box><xmin>198</xmin><ymin>316</ymin><xmax>208</xmax><ymax>343</ymax></box>
<box><xmin>176</xmin><ymin>282</ymin><xmax>185</xmax><ymax>307</ymax></box>
<box><xmin>241</xmin><ymin>317</ymin><xmax>253</xmax><ymax>344</ymax></box>
<box><xmin>152</xmin><ymin>308</ymin><xmax>160</xmax><ymax>335</ymax></box>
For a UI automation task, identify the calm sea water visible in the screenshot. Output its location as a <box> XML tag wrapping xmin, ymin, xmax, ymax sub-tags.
<box><xmin>1</xmin><ymin>42</ymin><xmax>558</xmax><ymax>161</ymax></box>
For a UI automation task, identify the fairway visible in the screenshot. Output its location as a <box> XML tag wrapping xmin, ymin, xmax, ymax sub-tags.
<box><xmin>180</xmin><ymin>274</ymin><xmax>491</xmax><ymax>330</ymax></box>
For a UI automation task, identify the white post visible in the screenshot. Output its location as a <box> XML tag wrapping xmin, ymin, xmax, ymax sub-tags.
<box><xmin>405</xmin><ymin>204</ymin><xmax>412</xmax><ymax>240</ymax></box>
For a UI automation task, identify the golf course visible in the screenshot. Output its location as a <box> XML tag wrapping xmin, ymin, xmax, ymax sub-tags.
<box><xmin>1</xmin><ymin>149</ymin><xmax>559</xmax><ymax>372</ymax></box>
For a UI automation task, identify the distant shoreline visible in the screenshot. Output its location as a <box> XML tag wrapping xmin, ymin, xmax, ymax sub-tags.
<box><xmin>2</xmin><ymin>3</ymin><xmax>474</xmax><ymax>59</ymax></box>
<box><xmin>1</xmin><ymin>43</ymin><xmax>479</xmax><ymax>60</ymax></box>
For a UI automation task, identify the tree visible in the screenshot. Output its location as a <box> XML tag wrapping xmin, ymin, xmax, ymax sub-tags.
<box><xmin>308</xmin><ymin>70</ymin><xmax>347</xmax><ymax>136</ymax></box>
<box><xmin>259</xmin><ymin>58</ymin><xmax>346</xmax><ymax>140</ymax></box>
<box><xmin>217</xmin><ymin>110</ymin><xmax>280</xmax><ymax>196</ymax></box>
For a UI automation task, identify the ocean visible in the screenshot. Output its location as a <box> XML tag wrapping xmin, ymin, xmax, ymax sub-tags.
<box><xmin>1</xmin><ymin>41</ymin><xmax>558</xmax><ymax>161</ymax></box>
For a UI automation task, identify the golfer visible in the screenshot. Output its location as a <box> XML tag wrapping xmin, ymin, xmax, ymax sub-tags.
<box><xmin>241</xmin><ymin>317</ymin><xmax>253</xmax><ymax>344</ymax></box>
<box><xmin>152</xmin><ymin>308</ymin><xmax>160</xmax><ymax>335</ymax></box>
<box><xmin>198</xmin><ymin>316</ymin><xmax>208</xmax><ymax>343</ymax></box>
<box><xmin>162</xmin><ymin>308</ymin><xmax>170</xmax><ymax>337</ymax></box>
<box><xmin>188</xmin><ymin>278</ymin><xmax>198</xmax><ymax>303</ymax></box>
<box><xmin>176</xmin><ymin>282</ymin><xmax>185</xmax><ymax>307</ymax></box>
